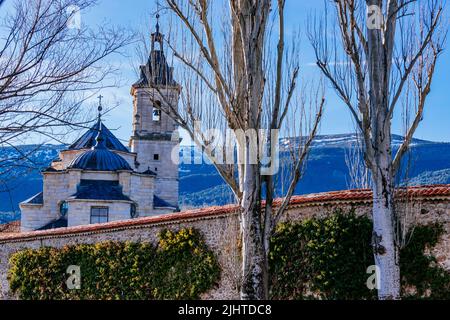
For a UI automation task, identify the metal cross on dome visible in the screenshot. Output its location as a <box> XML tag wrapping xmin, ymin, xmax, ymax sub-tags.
<box><xmin>97</xmin><ymin>94</ymin><xmax>103</xmax><ymax>119</ymax></box>
<box><xmin>97</xmin><ymin>94</ymin><xmax>103</xmax><ymax>108</ymax></box>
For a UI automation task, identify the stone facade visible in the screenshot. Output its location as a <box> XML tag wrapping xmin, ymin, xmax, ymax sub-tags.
<box><xmin>20</xmin><ymin>165</ymin><xmax>161</xmax><ymax>231</ymax></box>
<box><xmin>130</xmin><ymin>138</ymin><xmax>179</xmax><ymax>207</ymax></box>
<box><xmin>129</xmin><ymin>82</ymin><xmax>180</xmax><ymax>208</ymax></box>
<box><xmin>128</xmin><ymin>21</ymin><xmax>181</xmax><ymax>209</ymax></box>
<box><xmin>2</xmin><ymin>186</ymin><xmax>449</xmax><ymax>300</ymax></box>
<box><xmin>19</xmin><ymin>24</ymin><xmax>181</xmax><ymax>232</ymax></box>
<box><xmin>66</xmin><ymin>200</ymin><xmax>132</xmax><ymax>227</ymax></box>
<box><xmin>21</xmin><ymin>171</ymin><xmax>73</xmax><ymax>231</ymax></box>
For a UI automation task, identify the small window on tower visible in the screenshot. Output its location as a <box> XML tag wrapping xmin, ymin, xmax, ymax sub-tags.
<box><xmin>153</xmin><ymin>154</ymin><xmax>160</xmax><ymax>161</ymax></box>
<box><xmin>59</xmin><ymin>201</ymin><xmax>68</xmax><ymax>218</ymax></box>
<box><xmin>153</xmin><ymin>101</ymin><xmax>161</xmax><ymax>121</ymax></box>
<box><xmin>152</xmin><ymin>108</ymin><xmax>161</xmax><ymax>121</ymax></box>
<box><xmin>130</xmin><ymin>204</ymin><xmax>138</xmax><ymax>219</ymax></box>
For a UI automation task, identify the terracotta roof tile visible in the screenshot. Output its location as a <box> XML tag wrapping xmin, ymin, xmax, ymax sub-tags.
<box><xmin>0</xmin><ymin>184</ymin><xmax>448</xmax><ymax>242</ymax></box>
<box><xmin>0</xmin><ymin>220</ymin><xmax>20</xmax><ymax>234</ymax></box>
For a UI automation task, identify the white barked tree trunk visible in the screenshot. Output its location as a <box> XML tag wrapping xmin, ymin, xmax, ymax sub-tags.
<box><xmin>371</xmin><ymin>131</ymin><xmax>400</xmax><ymax>299</ymax></box>
<box><xmin>311</xmin><ymin>0</ymin><xmax>444</xmax><ymax>299</ymax></box>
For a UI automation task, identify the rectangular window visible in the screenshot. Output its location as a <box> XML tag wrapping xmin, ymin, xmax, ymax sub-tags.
<box><xmin>90</xmin><ymin>207</ymin><xmax>108</xmax><ymax>224</ymax></box>
<box><xmin>153</xmin><ymin>154</ymin><xmax>160</xmax><ymax>161</ymax></box>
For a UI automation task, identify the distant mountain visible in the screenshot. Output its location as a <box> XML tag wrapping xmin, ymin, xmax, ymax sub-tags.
<box><xmin>178</xmin><ymin>134</ymin><xmax>450</xmax><ymax>207</ymax></box>
<box><xmin>0</xmin><ymin>211</ymin><xmax>20</xmax><ymax>224</ymax></box>
<box><xmin>0</xmin><ymin>134</ymin><xmax>449</xmax><ymax>223</ymax></box>
<box><xmin>406</xmin><ymin>168</ymin><xmax>450</xmax><ymax>186</ymax></box>
<box><xmin>0</xmin><ymin>144</ymin><xmax>65</xmax><ymax>222</ymax></box>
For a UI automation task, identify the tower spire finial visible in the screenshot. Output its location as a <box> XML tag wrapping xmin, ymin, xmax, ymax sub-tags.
<box><xmin>151</xmin><ymin>1</ymin><xmax>164</xmax><ymax>51</ymax></box>
<box><xmin>156</xmin><ymin>13</ymin><xmax>160</xmax><ymax>34</ymax></box>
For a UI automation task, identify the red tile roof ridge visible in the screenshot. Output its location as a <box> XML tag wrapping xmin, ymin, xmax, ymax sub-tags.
<box><xmin>1</xmin><ymin>184</ymin><xmax>448</xmax><ymax>242</ymax></box>
<box><xmin>0</xmin><ymin>220</ymin><xmax>20</xmax><ymax>234</ymax></box>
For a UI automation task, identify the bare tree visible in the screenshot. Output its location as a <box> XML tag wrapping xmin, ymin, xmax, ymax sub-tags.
<box><xmin>345</xmin><ymin>132</ymin><xmax>371</xmax><ymax>189</ymax></box>
<box><xmin>309</xmin><ymin>0</ymin><xmax>446</xmax><ymax>299</ymax></box>
<box><xmin>143</xmin><ymin>0</ymin><xmax>324</xmax><ymax>299</ymax></box>
<box><xmin>0</xmin><ymin>0</ymin><xmax>132</xmax><ymax>166</ymax></box>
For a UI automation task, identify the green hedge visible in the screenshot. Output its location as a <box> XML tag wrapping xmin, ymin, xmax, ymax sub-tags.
<box><xmin>8</xmin><ymin>228</ymin><xmax>220</xmax><ymax>300</ymax></box>
<box><xmin>269</xmin><ymin>210</ymin><xmax>450</xmax><ymax>300</ymax></box>
<box><xmin>9</xmin><ymin>213</ymin><xmax>450</xmax><ymax>300</ymax></box>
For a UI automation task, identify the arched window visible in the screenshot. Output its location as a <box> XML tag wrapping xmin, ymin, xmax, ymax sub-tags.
<box><xmin>60</xmin><ymin>201</ymin><xmax>68</xmax><ymax>218</ymax></box>
<box><xmin>130</xmin><ymin>203</ymin><xmax>138</xmax><ymax>219</ymax></box>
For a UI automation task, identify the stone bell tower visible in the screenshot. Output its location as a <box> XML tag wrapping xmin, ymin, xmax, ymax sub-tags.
<box><xmin>130</xmin><ymin>17</ymin><xmax>180</xmax><ymax>209</ymax></box>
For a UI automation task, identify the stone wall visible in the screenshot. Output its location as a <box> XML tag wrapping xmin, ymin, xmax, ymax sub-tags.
<box><xmin>1</xmin><ymin>189</ymin><xmax>449</xmax><ymax>300</ymax></box>
<box><xmin>66</xmin><ymin>200</ymin><xmax>132</xmax><ymax>227</ymax></box>
<box><xmin>55</xmin><ymin>149</ymin><xmax>84</xmax><ymax>170</ymax></box>
<box><xmin>129</xmin><ymin>173</ymin><xmax>154</xmax><ymax>215</ymax></box>
<box><xmin>21</xmin><ymin>171</ymin><xmax>73</xmax><ymax>231</ymax></box>
<box><xmin>131</xmin><ymin>88</ymin><xmax>179</xmax><ymax>136</ymax></box>
<box><xmin>129</xmin><ymin>86</ymin><xmax>180</xmax><ymax>207</ymax></box>
<box><xmin>17</xmin><ymin>204</ymin><xmax>44</xmax><ymax>232</ymax></box>
<box><xmin>132</xmin><ymin>139</ymin><xmax>179</xmax><ymax>206</ymax></box>
<box><xmin>284</xmin><ymin>200</ymin><xmax>450</xmax><ymax>270</ymax></box>
<box><xmin>0</xmin><ymin>206</ymin><xmax>241</xmax><ymax>300</ymax></box>
<box><xmin>21</xmin><ymin>166</ymin><xmax>159</xmax><ymax>232</ymax></box>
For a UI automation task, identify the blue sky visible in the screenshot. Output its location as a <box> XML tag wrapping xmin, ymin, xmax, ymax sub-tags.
<box><xmin>9</xmin><ymin>0</ymin><xmax>450</xmax><ymax>144</ymax></box>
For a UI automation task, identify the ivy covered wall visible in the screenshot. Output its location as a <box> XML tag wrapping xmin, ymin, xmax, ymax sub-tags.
<box><xmin>0</xmin><ymin>196</ymin><xmax>449</xmax><ymax>300</ymax></box>
<box><xmin>8</xmin><ymin>228</ymin><xmax>220</xmax><ymax>300</ymax></box>
<box><xmin>270</xmin><ymin>210</ymin><xmax>450</xmax><ymax>299</ymax></box>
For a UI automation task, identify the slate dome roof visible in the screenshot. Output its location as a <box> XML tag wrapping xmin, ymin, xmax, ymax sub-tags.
<box><xmin>68</xmin><ymin>119</ymin><xmax>129</xmax><ymax>153</ymax></box>
<box><xmin>68</xmin><ymin>123</ymin><xmax>132</xmax><ymax>172</ymax></box>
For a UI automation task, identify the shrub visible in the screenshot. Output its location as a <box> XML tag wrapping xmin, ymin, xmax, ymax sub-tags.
<box><xmin>269</xmin><ymin>210</ymin><xmax>450</xmax><ymax>300</ymax></box>
<box><xmin>401</xmin><ymin>223</ymin><xmax>450</xmax><ymax>299</ymax></box>
<box><xmin>8</xmin><ymin>228</ymin><xmax>220</xmax><ymax>300</ymax></box>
